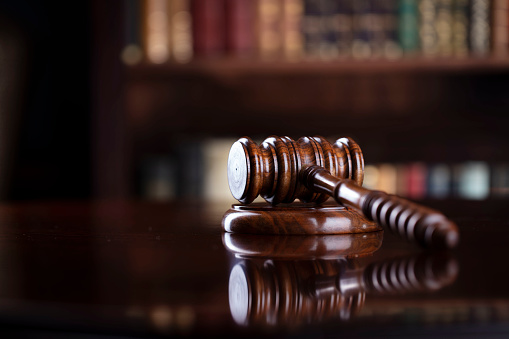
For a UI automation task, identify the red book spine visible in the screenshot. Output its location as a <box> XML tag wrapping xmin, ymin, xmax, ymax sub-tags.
<box><xmin>225</xmin><ymin>0</ymin><xmax>255</xmax><ymax>57</ymax></box>
<box><xmin>406</xmin><ymin>163</ymin><xmax>427</xmax><ymax>200</ymax></box>
<box><xmin>191</xmin><ymin>0</ymin><xmax>226</xmax><ymax>57</ymax></box>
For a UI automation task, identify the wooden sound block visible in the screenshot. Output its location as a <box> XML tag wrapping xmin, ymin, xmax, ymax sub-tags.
<box><xmin>223</xmin><ymin>232</ymin><xmax>383</xmax><ymax>259</ymax></box>
<box><xmin>222</xmin><ymin>202</ymin><xmax>382</xmax><ymax>235</ymax></box>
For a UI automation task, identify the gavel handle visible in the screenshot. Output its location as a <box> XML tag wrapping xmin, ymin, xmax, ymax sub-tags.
<box><xmin>303</xmin><ymin>166</ymin><xmax>459</xmax><ymax>248</ymax></box>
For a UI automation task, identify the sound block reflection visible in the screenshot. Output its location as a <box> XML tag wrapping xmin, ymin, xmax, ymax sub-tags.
<box><xmin>222</xmin><ymin>203</ymin><xmax>382</xmax><ymax>235</ymax></box>
<box><xmin>223</xmin><ymin>233</ymin><xmax>458</xmax><ymax>328</ymax></box>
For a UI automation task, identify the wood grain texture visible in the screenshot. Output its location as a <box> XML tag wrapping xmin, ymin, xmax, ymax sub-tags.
<box><xmin>227</xmin><ymin>136</ymin><xmax>459</xmax><ymax>248</ymax></box>
<box><xmin>227</xmin><ymin>135</ymin><xmax>363</xmax><ymax>205</ymax></box>
<box><xmin>222</xmin><ymin>231</ymin><xmax>383</xmax><ymax>259</ymax></box>
<box><xmin>303</xmin><ymin>166</ymin><xmax>459</xmax><ymax>248</ymax></box>
<box><xmin>227</xmin><ymin>252</ymin><xmax>458</xmax><ymax>327</ymax></box>
<box><xmin>222</xmin><ymin>203</ymin><xmax>382</xmax><ymax>235</ymax></box>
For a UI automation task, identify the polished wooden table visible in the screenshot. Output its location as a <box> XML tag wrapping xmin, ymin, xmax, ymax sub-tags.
<box><xmin>0</xmin><ymin>200</ymin><xmax>508</xmax><ymax>338</ymax></box>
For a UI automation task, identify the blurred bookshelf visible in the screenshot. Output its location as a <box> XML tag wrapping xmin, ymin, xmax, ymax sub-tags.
<box><xmin>92</xmin><ymin>0</ymin><xmax>509</xmax><ymax>203</ymax></box>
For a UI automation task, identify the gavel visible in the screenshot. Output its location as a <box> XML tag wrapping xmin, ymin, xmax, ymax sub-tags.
<box><xmin>229</xmin><ymin>253</ymin><xmax>458</xmax><ymax>326</ymax></box>
<box><xmin>227</xmin><ymin>135</ymin><xmax>459</xmax><ymax>248</ymax></box>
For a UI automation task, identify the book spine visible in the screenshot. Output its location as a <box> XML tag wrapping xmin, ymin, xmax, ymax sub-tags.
<box><xmin>203</xmin><ymin>138</ymin><xmax>239</xmax><ymax>202</ymax></box>
<box><xmin>352</xmin><ymin>0</ymin><xmax>373</xmax><ymax>59</ymax></box>
<box><xmin>492</xmin><ymin>163</ymin><xmax>509</xmax><ymax>198</ymax></box>
<box><xmin>144</xmin><ymin>0</ymin><xmax>171</xmax><ymax>64</ymax></box>
<box><xmin>452</xmin><ymin>0</ymin><xmax>469</xmax><ymax>57</ymax></box>
<box><xmin>257</xmin><ymin>0</ymin><xmax>284</xmax><ymax>59</ymax></box>
<box><xmin>398</xmin><ymin>0</ymin><xmax>420</xmax><ymax>55</ymax></box>
<box><xmin>427</xmin><ymin>164</ymin><xmax>451</xmax><ymax>198</ymax></box>
<box><xmin>363</xmin><ymin>165</ymin><xmax>380</xmax><ymax>190</ymax></box>
<box><xmin>492</xmin><ymin>0</ymin><xmax>509</xmax><ymax>57</ymax></box>
<box><xmin>141</xmin><ymin>156</ymin><xmax>177</xmax><ymax>201</ymax></box>
<box><xmin>406</xmin><ymin>162</ymin><xmax>427</xmax><ymax>200</ymax></box>
<box><xmin>381</xmin><ymin>0</ymin><xmax>402</xmax><ymax>59</ymax></box>
<box><xmin>191</xmin><ymin>0</ymin><xmax>226</xmax><ymax>57</ymax></box>
<box><xmin>436</xmin><ymin>0</ymin><xmax>454</xmax><ymax>56</ymax></box>
<box><xmin>303</xmin><ymin>0</ymin><xmax>322</xmax><ymax>59</ymax></box>
<box><xmin>121</xmin><ymin>0</ymin><xmax>143</xmax><ymax>65</ymax></box>
<box><xmin>396</xmin><ymin>163</ymin><xmax>409</xmax><ymax>197</ymax></box>
<box><xmin>282</xmin><ymin>0</ymin><xmax>304</xmax><ymax>61</ymax></box>
<box><xmin>378</xmin><ymin>163</ymin><xmax>398</xmax><ymax>194</ymax></box>
<box><xmin>170</xmin><ymin>0</ymin><xmax>193</xmax><ymax>63</ymax></box>
<box><xmin>470</xmin><ymin>0</ymin><xmax>491</xmax><ymax>56</ymax></box>
<box><xmin>371</xmin><ymin>0</ymin><xmax>386</xmax><ymax>58</ymax></box>
<box><xmin>420</xmin><ymin>0</ymin><xmax>439</xmax><ymax>57</ymax></box>
<box><xmin>225</xmin><ymin>0</ymin><xmax>255</xmax><ymax>57</ymax></box>
<box><xmin>336</xmin><ymin>0</ymin><xmax>354</xmax><ymax>58</ymax></box>
<box><xmin>455</xmin><ymin>162</ymin><xmax>490</xmax><ymax>200</ymax></box>
<box><xmin>320</xmin><ymin>0</ymin><xmax>340</xmax><ymax>60</ymax></box>
<box><xmin>176</xmin><ymin>141</ymin><xmax>204</xmax><ymax>198</ymax></box>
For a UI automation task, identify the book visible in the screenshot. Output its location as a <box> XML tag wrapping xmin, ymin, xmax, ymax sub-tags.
<box><xmin>420</xmin><ymin>0</ymin><xmax>439</xmax><ymax>57</ymax></box>
<box><xmin>406</xmin><ymin>162</ymin><xmax>427</xmax><ymax>200</ymax></box>
<box><xmin>336</xmin><ymin>0</ymin><xmax>354</xmax><ymax>58</ymax></box>
<box><xmin>203</xmin><ymin>138</ymin><xmax>239</xmax><ymax>203</ymax></box>
<box><xmin>492</xmin><ymin>0</ymin><xmax>509</xmax><ymax>57</ymax></box>
<box><xmin>351</xmin><ymin>0</ymin><xmax>373</xmax><ymax>59</ymax></box>
<box><xmin>491</xmin><ymin>163</ymin><xmax>509</xmax><ymax>197</ymax></box>
<box><xmin>258</xmin><ymin>0</ymin><xmax>284</xmax><ymax>59</ymax></box>
<box><xmin>427</xmin><ymin>164</ymin><xmax>451</xmax><ymax>199</ymax></box>
<box><xmin>191</xmin><ymin>0</ymin><xmax>225</xmax><ymax>57</ymax></box>
<box><xmin>144</xmin><ymin>0</ymin><xmax>171</xmax><ymax>64</ymax></box>
<box><xmin>452</xmin><ymin>0</ymin><xmax>469</xmax><ymax>57</ymax></box>
<box><xmin>170</xmin><ymin>0</ymin><xmax>193</xmax><ymax>63</ymax></box>
<box><xmin>371</xmin><ymin>0</ymin><xmax>386</xmax><ymax>58</ymax></box>
<box><xmin>141</xmin><ymin>156</ymin><xmax>176</xmax><ymax>201</ymax></box>
<box><xmin>470</xmin><ymin>0</ymin><xmax>491</xmax><ymax>56</ymax></box>
<box><xmin>176</xmin><ymin>140</ymin><xmax>204</xmax><ymax>198</ymax></box>
<box><xmin>363</xmin><ymin>164</ymin><xmax>380</xmax><ymax>190</ymax></box>
<box><xmin>398</xmin><ymin>0</ymin><xmax>420</xmax><ymax>55</ymax></box>
<box><xmin>320</xmin><ymin>0</ymin><xmax>340</xmax><ymax>60</ymax></box>
<box><xmin>378</xmin><ymin>163</ymin><xmax>398</xmax><ymax>195</ymax></box>
<box><xmin>303</xmin><ymin>0</ymin><xmax>322</xmax><ymax>59</ymax></box>
<box><xmin>282</xmin><ymin>0</ymin><xmax>304</xmax><ymax>61</ymax></box>
<box><xmin>379</xmin><ymin>0</ymin><xmax>402</xmax><ymax>59</ymax></box>
<box><xmin>396</xmin><ymin>163</ymin><xmax>409</xmax><ymax>197</ymax></box>
<box><xmin>225</xmin><ymin>0</ymin><xmax>256</xmax><ymax>57</ymax></box>
<box><xmin>455</xmin><ymin>162</ymin><xmax>490</xmax><ymax>200</ymax></box>
<box><xmin>436</xmin><ymin>0</ymin><xmax>454</xmax><ymax>56</ymax></box>
<box><xmin>121</xmin><ymin>0</ymin><xmax>143</xmax><ymax>65</ymax></box>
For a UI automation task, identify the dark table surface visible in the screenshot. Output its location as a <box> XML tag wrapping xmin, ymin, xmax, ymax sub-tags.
<box><xmin>0</xmin><ymin>199</ymin><xmax>508</xmax><ymax>338</ymax></box>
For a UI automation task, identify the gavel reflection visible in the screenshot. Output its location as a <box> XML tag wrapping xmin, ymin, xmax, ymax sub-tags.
<box><xmin>224</xmin><ymin>233</ymin><xmax>458</xmax><ymax>327</ymax></box>
<box><xmin>227</xmin><ymin>136</ymin><xmax>459</xmax><ymax>248</ymax></box>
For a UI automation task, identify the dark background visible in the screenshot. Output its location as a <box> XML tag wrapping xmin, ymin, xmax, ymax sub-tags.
<box><xmin>0</xmin><ymin>0</ymin><xmax>508</xmax><ymax>201</ymax></box>
<box><xmin>0</xmin><ymin>0</ymin><xmax>91</xmax><ymax>200</ymax></box>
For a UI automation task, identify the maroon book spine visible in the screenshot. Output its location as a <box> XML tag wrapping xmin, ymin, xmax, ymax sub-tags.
<box><xmin>225</xmin><ymin>0</ymin><xmax>255</xmax><ymax>57</ymax></box>
<box><xmin>191</xmin><ymin>0</ymin><xmax>226</xmax><ymax>57</ymax></box>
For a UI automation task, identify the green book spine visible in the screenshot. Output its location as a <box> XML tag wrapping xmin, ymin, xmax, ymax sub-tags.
<box><xmin>398</xmin><ymin>0</ymin><xmax>420</xmax><ymax>54</ymax></box>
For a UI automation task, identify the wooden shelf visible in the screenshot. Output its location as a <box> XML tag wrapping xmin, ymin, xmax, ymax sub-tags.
<box><xmin>126</xmin><ymin>57</ymin><xmax>509</xmax><ymax>79</ymax></box>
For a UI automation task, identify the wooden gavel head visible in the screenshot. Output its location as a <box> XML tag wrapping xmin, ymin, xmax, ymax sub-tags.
<box><xmin>227</xmin><ymin>135</ymin><xmax>364</xmax><ymax>205</ymax></box>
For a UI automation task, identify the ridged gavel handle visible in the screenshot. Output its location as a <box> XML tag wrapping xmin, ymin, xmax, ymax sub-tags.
<box><xmin>303</xmin><ymin>166</ymin><xmax>459</xmax><ymax>248</ymax></box>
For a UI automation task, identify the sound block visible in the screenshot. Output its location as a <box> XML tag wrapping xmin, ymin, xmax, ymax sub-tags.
<box><xmin>223</xmin><ymin>232</ymin><xmax>383</xmax><ymax>259</ymax></box>
<box><xmin>222</xmin><ymin>202</ymin><xmax>382</xmax><ymax>235</ymax></box>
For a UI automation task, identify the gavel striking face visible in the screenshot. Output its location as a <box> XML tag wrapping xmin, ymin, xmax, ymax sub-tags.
<box><xmin>228</xmin><ymin>136</ymin><xmax>364</xmax><ymax>205</ymax></box>
<box><xmin>227</xmin><ymin>136</ymin><xmax>459</xmax><ymax>249</ymax></box>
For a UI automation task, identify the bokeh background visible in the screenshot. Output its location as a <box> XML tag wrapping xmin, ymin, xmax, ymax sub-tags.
<box><xmin>0</xmin><ymin>0</ymin><xmax>508</xmax><ymax>204</ymax></box>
